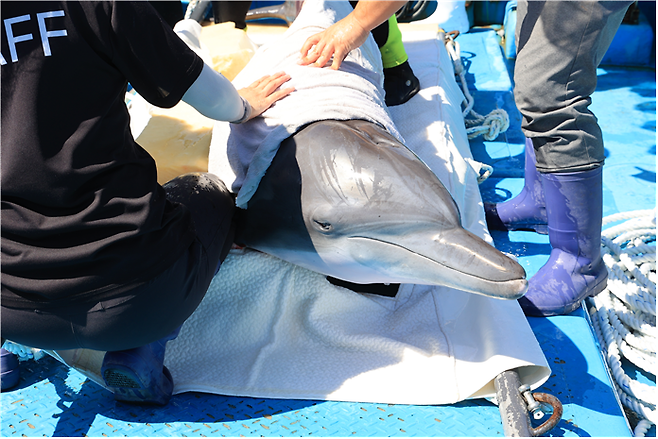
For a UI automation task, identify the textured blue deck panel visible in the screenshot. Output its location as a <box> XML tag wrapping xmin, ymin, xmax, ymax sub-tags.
<box><xmin>0</xmin><ymin>307</ymin><xmax>635</xmax><ymax>438</ymax></box>
<box><xmin>1</xmin><ymin>25</ymin><xmax>653</xmax><ymax>439</ymax></box>
<box><xmin>460</xmin><ymin>29</ymin><xmax>526</xmax><ymax>178</ymax></box>
<box><xmin>529</xmin><ymin>309</ymin><xmax>634</xmax><ymax>437</ymax></box>
<box><xmin>0</xmin><ymin>310</ymin><xmax>632</xmax><ymax>438</ymax></box>
<box><xmin>1</xmin><ymin>356</ymin><xmax>510</xmax><ymax>437</ymax></box>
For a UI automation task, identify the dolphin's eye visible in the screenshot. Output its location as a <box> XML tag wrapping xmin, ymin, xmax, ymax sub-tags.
<box><xmin>313</xmin><ymin>220</ymin><xmax>333</xmax><ymax>232</ymax></box>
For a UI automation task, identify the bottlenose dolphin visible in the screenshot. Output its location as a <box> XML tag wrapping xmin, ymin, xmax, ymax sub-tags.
<box><xmin>234</xmin><ymin>119</ymin><xmax>528</xmax><ymax>300</ymax></box>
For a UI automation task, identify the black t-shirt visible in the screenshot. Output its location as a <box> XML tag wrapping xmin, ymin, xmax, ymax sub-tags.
<box><xmin>1</xmin><ymin>1</ymin><xmax>205</xmax><ymax>306</ymax></box>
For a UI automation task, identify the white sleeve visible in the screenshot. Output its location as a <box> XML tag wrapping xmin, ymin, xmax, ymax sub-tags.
<box><xmin>182</xmin><ymin>63</ymin><xmax>246</xmax><ymax>122</ymax></box>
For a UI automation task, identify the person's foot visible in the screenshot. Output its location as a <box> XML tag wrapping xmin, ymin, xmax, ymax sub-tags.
<box><xmin>102</xmin><ymin>345</ymin><xmax>174</xmax><ymax>405</ymax></box>
<box><xmin>518</xmin><ymin>167</ymin><xmax>607</xmax><ymax>317</ymax></box>
<box><xmin>102</xmin><ymin>327</ymin><xmax>180</xmax><ymax>405</ymax></box>
<box><xmin>383</xmin><ymin>61</ymin><xmax>420</xmax><ymax>106</ymax></box>
<box><xmin>519</xmin><ymin>250</ymin><xmax>608</xmax><ymax>316</ymax></box>
<box><xmin>484</xmin><ymin>138</ymin><xmax>548</xmax><ymax>234</ymax></box>
<box><xmin>1</xmin><ymin>348</ymin><xmax>20</xmax><ymax>391</ymax></box>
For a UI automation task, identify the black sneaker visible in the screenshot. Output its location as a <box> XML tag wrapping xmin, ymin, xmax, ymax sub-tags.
<box><xmin>383</xmin><ymin>61</ymin><xmax>421</xmax><ymax>107</ymax></box>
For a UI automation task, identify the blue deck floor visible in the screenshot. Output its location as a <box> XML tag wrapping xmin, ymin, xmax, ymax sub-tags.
<box><xmin>1</xmin><ymin>27</ymin><xmax>654</xmax><ymax>437</ymax></box>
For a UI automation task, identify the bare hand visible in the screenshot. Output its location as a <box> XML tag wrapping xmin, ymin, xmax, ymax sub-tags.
<box><xmin>237</xmin><ymin>71</ymin><xmax>295</xmax><ymax>121</ymax></box>
<box><xmin>297</xmin><ymin>1</ymin><xmax>406</xmax><ymax>70</ymax></box>
<box><xmin>298</xmin><ymin>14</ymin><xmax>369</xmax><ymax>70</ymax></box>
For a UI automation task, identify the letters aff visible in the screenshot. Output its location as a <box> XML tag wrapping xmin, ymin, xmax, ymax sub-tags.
<box><xmin>1</xmin><ymin>10</ymin><xmax>67</xmax><ymax>65</ymax></box>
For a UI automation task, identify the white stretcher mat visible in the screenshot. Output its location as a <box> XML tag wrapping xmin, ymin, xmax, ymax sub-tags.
<box><xmin>167</xmin><ymin>0</ymin><xmax>550</xmax><ymax>404</ymax></box>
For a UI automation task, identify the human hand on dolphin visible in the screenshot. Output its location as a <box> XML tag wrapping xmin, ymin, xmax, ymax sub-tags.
<box><xmin>237</xmin><ymin>72</ymin><xmax>295</xmax><ymax>122</ymax></box>
<box><xmin>298</xmin><ymin>1</ymin><xmax>407</xmax><ymax>70</ymax></box>
<box><xmin>298</xmin><ymin>13</ymin><xmax>369</xmax><ymax>70</ymax></box>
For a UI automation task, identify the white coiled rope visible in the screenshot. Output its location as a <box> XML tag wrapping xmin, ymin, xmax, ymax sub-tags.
<box><xmin>588</xmin><ymin>209</ymin><xmax>657</xmax><ymax>437</ymax></box>
<box><xmin>444</xmin><ymin>31</ymin><xmax>510</xmax><ymax>142</ymax></box>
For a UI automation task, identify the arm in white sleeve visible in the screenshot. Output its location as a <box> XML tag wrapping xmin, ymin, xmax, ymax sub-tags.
<box><xmin>181</xmin><ymin>63</ymin><xmax>248</xmax><ymax>123</ymax></box>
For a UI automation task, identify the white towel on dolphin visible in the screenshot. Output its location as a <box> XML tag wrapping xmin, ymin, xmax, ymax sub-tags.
<box><xmin>178</xmin><ymin>0</ymin><xmax>551</xmax><ymax>404</ymax></box>
<box><xmin>209</xmin><ymin>0</ymin><xmax>402</xmax><ymax>208</ymax></box>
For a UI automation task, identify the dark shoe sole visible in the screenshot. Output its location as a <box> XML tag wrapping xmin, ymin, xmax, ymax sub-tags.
<box><xmin>103</xmin><ymin>365</ymin><xmax>173</xmax><ymax>406</ymax></box>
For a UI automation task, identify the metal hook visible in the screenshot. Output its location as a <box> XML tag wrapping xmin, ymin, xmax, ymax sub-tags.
<box><xmin>495</xmin><ymin>370</ymin><xmax>563</xmax><ymax>437</ymax></box>
<box><xmin>519</xmin><ymin>384</ymin><xmax>544</xmax><ymax>419</ymax></box>
<box><xmin>529</xmin><ymin>393</ymin><xmax>563</xmax><ymax>437</ymax></box>
<box><xmin>446</xmin><ymin>30</ymin><xmax>461</xmax><ymax>41</ymax></box>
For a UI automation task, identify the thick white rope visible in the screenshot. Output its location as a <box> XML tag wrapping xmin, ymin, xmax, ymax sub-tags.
<box><xmin>591</xmin><ymin>309</ymin><xmax>658</xmax><ymax>437</ymax></box>
<box><xmin>444</xmin><ymin>32</ymin><xmax>510</xmax><ymax>142</ymax></box>
<box><xmin>588</xmin><ymin>209</ymin><xmax>657</xmax><ymax>437</ymax></box>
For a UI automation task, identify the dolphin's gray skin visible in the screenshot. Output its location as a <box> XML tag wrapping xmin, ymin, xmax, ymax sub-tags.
<box><xmin>235</xmin><ymin>119</ymin><xmax>528</xmax><ymax>300</ymax></box>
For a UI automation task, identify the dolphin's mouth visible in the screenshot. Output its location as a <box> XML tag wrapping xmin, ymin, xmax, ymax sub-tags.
<box><xmin>346</xmin><ymin>235</ymin><xmax>528</xmax><ymax>300</ymax></box>
<box><xmin>350</xmin><ymin>236</ymin><xmax>511</xmax><ymax>282</ymax></box>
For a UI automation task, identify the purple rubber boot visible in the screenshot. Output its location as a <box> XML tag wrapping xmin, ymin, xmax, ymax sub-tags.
<box><xmin>485</xmin><ymin>138</ymin><xmax>548</xmax><ymax>234</ymax></box>
<box><xmin>101</xmin><ymin>326</ymin><xmax>181</xmax><ymax>405</ymax></box>
<box><xmin>519</xmin><ymin>167</ymin><xmax>608</xmax><ymax>317</ymax></box>
<box><xmin>1</xmin><ymin>348</ymin><xmax>20</xmax><ymax>391</ymax></box>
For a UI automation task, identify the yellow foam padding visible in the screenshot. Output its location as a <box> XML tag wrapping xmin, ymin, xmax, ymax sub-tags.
<box><xmin>135</xmin><ymin>101</ymin><xmax>214</xmax><ymax>185</ymax></box>
<box><xmin>201</xmin><ymin>22</ymin><xmax>258</xmax><ymax>81</ymax></box>
<box><xmin>137</xmin><ymin>22</ymin><xmax>261</xmax><ymax>184</ymax></box>
<box><xmin>379</xmin><ymin>15</ymin><xmax>408</xmax><ymax>69</ymax></box>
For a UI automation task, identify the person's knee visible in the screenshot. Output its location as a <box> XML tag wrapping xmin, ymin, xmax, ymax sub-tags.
<box><xmin>163</xmin><ymin>172</ymin><xmax>236</xmax><ymax>260</ymax></box>
<box><xmin>163</xmin><ymin>172</ymin><xmax>230</xmax><ymax>200</ymax></box>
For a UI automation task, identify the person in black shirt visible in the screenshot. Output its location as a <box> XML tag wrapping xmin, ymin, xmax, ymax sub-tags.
<box><xmin>149</xmin><ymin>1</ymin><xmax>185</xmax><ymax>28</ymax></box>
<box><xmin>0</xmin><ymin>1</ymin><xmax>292</xmax><ymax>404</ymax></box>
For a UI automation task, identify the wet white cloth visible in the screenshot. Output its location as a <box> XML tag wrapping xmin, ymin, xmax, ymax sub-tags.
<box><xmin>386</xmin><ymin>25</ymin><xmax>490</xmax><ymax>240</ymax></box>
<box><xmin>170</xmin><ymin>0</ymin><xmax>550</xmax><ymax>404</ymax></box>
<box><xmin>208</xmin><ymin>0</ymin><xmax>402</xmax><ymax>208</ymax></box>
<box><xmin>167</xmin><ymin>247</ymin><xmax>548</xmax><ymax>404</ymax></box>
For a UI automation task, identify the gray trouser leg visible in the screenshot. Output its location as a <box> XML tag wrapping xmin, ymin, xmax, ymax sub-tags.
<box><xmin>514</xmin><ymin>1</ymin><xmax>632</xmax><ymax>173</ymax></box>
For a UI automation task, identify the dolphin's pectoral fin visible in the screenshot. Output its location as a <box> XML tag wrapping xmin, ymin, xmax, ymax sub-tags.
<box><xmin>326</xmin><ymin>276</ymin><xmax>401</xmax><ymax>297</ymax></box>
